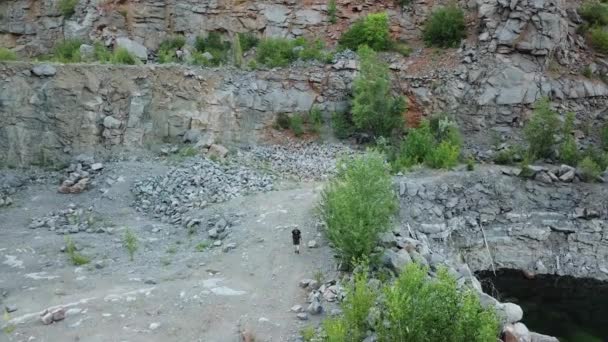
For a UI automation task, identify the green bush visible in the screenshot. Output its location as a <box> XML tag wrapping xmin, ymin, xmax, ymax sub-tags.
<box><xmin>59</xmin><ymin>0</ymin><xmax>78</xmax><ymax>17</ymax></box>
<box><xmin>339</xmin><ymin>12</ymin><xmax>391</xmax><ymax>51</ymax></box>
<box><xmin>290</xmin><ymin>115</ymin><xmax>305</xmax><ymax>136</ymax></box>
<box><xmin>559</xmin><ymin>112</ymin><xmax>579</xmax><ymax>166</ymax></box>
<box><xmin>93</xmin><ymin>42</ymin><xmax>112</xmax><ymax>63</ymax></box>
<box><xmin>579</xmin><ymin>156</ymin><xmax>602</xmax><ymax>181</ymax></box>
<box><xmin>195</xmin><ymin>32</ymin><xmax>231</xmax><ymax>66</ymax></box>
<box><xmin>123</xmin><ymin>228</ymin><xmax>138</xmax><ymax>261</ymax></box>
<box><xmin>579</xmin><ymin>1</ymin><xmax>608</xmax><ymax>26</ymax></box>
<box><xmin>352</xmin><ymin>45</ymin><xmax>406</xmax><ymax>138</ymax></box>
<box><xmin>424</xmin><ymin>140</ymin><xmax>460</xmax><ymax>169</ymax></box>
<box><xmin>238</xmin><ymin>32</ymin><xmax>259</xmax><ymax>52</ymax></box>
<box><xmin>158</xmin><ymin>36</ymin><xmax>186</xmax><ymax>63</ymax></box>
<box><xmin>0</xmin><ymin>48</ymin><xmax>17</xmax><ymax>61</ymax></box>
<box><xmin>583</xmin><ymin>148</ymin><xmax>608</xmax><ymax>170</ymax></box>
<box><xmin>53</xmin><ymin>39</ymin><xmax>83</xmax><ymax>63</ymax></box>
<box><xmin>328</xmin><ymin>0</ymin><xmax>338</xmax><ymax>24</ymax></box>
<box><xmin>379</xmin><ymin>264</ymin><xmax>499</xmax><ymax>342</ymax></box>
<box><xmin>493</xmin><ymin>147</ymin><xmax>518</xmax><ymax>165</ymax></box>
<box><xmin>309</xmin><ymin>107</ymin><xmax>324</xmax><ymax>133</ymax></box>
<box><xmin>111</xmin><ymin>47</ymin><xmax>138</xmax><ymax>65</ymax></box>
<box><xmin>332</xmin><ymin>111</ymin><xmax>355</xmax><ymax>139</ymax></box>
<box><xmin>601</xmin><ymin>122</ymin><xmax>608</xmax><ymax>150</ymax></box>
<box><xmin>320</xmin><ymin>151</ymin><xmax>397</xmax><ymax>267</ymax></box>
<box><xmin>65</xmin><ymin>237</ymin><xmax>90</xmax><ymax>266</ymax></box>
<box><xmin>524</xmin><ymin>98</ymin><xmax>560</xmax><ymax>160</ymax></box>
<box><xmin>396</xmin><ymin>121</ymin><xmax>434</xmax><ymax>167</ymax></box>
<box><xmin>233</xmin><ymin>34</ymin><xmax>244</xmax><ymax>67</ymax></box>
<box><xmin>423</xmin><ymin>5</ymin><xmax>467</xmax><ymax>48</ymax></box>
<box><xmin>256</xmin><ymin>37</ymin><xmax>330</xmax><ymax>67</ymax></box>
<box><xmin>275</xmin><ymin>113</ymin><xmax>291</xmax><ymax>130</ymax></box>
<box><xmin>466</xmin><ymin>156</ymin><xmax>475</xmax><ymax>171</ymax></box>
<box><xmin>323</xmin><ymin>317</ymin><xmax>347</xmax><ymax>342</ymax></box>
<box><xmin>589</xmin><ymin>27</ymin><xmax>608</xmax><ymax>54</ymax></box>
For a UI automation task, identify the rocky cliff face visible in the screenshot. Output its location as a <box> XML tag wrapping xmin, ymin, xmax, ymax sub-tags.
<box><xmin>397</xmin><ymin>167</ymin><xmax>608</xmax><ymax>280</ymax></box>
<box><xmin>0</xmin><ymin>62</ymin><xmax>354</xmax><ymax>166</ymax></box>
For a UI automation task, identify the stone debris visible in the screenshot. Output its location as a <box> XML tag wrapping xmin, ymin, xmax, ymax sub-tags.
<box><xmin>29</xmin><ymin>205</ymin><xmax>111</xmax><ymax>235</ymax></box>
<box><xmin>296</xmin><ymin>313</ymin><xmax>308</xmax><ymax>320</ymax></box>
<box><xmin>307</xmin><ymin>240</ymin><xmax>318</xmax><ymax>248</ymax></box>
<box><xmin>40</xmin><ymin>307</ymin><xmax>66</xmax><ymax>325</ymax></box>
<box><xmin>132</xmin><ymin>157</ymin><xmax>273</xmax><ymax>224</ymax></box>
<box><xmin>0</xmin><ymin>193</ymin><xmax>12</xmax><ymax>208</ymax></box>
<box><xmin>58</xmin><ymin>156</ymin><xmax>105</xmax><ymax>194</ymax></box>
<box><xmin>5</xmin><ymin>304</ymin><xmax>17</xmax><ymax>313</ymax></box>
<box><xmin>290</xmin><ymin>304</ymin><xmax>302</xmax><ymax>313</ymax></box>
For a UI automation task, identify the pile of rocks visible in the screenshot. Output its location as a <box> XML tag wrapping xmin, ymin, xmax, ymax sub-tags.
<box><xmin>0</xmin><ymin>193</ymin><xmax>12</xmax><ymax>208</ymax></box>
<box><xmin>294</xmin><ymin>278</ymin><xmax>344</xmax><ymax>321</ymax></box>
<box><xmin>516</xmin><ymin>164</ymin><xmax>606</xmax><ymax>184</ymax></box>
<box><xmin>58</xmin><ymin>155</ymin><xmax>105</xmax><ymax>194</ymax></box>
<box><xmin>236</xmin><ymin>141</ymin><xmax>355</xmax><ymax>180</ymax></box>
<box><xmin>132</xmin><ymin>158</ymin><xmax>273</xmax><ymax>224</ymax></box>
<box><xmin>28</xmin><ymin>205</ymin><xmax>112</xmax><ymax>235</ymax></box>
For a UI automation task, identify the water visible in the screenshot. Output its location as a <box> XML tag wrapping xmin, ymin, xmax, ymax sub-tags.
<box><xmin>476</xmin><ymin>269</ymin><xmax>608</xmax><ymax>342</ymax></box>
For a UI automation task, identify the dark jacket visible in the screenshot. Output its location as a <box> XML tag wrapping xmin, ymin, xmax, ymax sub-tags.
<box><xmin>291</xmin><ymin>228</ymin><xmax>301</xmax><ymax>245</ymax></box>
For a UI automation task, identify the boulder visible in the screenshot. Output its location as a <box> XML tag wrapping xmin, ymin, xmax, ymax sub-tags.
<box><xmin>208</xmin><ymin>144</ymin><xmax>229</xmax><ymax>159</ymax></box>
<box><xmin>32</xmin><ymin>65</ymin><xmax>57</xmax><ymax>77</ymax></box>
<box><xmin>382</xmin><ymin>249</ymin><xmax>412</xmax><ymax>273</ymax></box>
<box><xmin>530</xmin><ymin>332</ymin><xmax>559</xmax><ymax>342</ymax></box>
<box><xmin>115</xmin><ymin>37</ymin><xmax>148</xmax><ymax>61</ymax></box>
<box><xmin>498</xmin><ymin>302</ymin><xmax>524</xmax><ymax>324</ymax></box>
<box><xmin>502</xmin><ymin>323</ymin><xmax>531</xmax><ymax>342</ymax></box>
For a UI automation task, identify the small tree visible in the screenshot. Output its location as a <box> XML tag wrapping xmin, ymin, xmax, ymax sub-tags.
<box><xmin>123</xmin><ymin>229</ymin><xmax>139</xmax><ymax>261</ymax></box>
<box><xmin>559</xmin><ymin>112</ymin><xmax>579</xmax><ymax>165</ymax></box>
<box><xmin>320</xmin><ymin>151</ymin><xmax>397</xmax><ymax>268</ymax></box>
<box><xmin>351</xmin><ymin>45</ymin><xmax>406</xmax><ymax>138</ymax></box>
<box><xmin>328</xmin><ymin>0</ymin><xmax>337</xmax><ymax>24</ymax></box>
<box><xmin>233</xmin><ymin>33</ymin><xmax>244</xmax><ymax>67</ymax></box>
<box><xmin>339</xmin><ymin>12</ymin><xmax>392</xmax><ymax>51</ymax></box>
<box><xmin>524</xmin><ymin>98</ymin><xmax>560</xmax><ymax>160</ymax></box>
<box><xmin>423</xmin><ymin>5</ymin><xmax>467</xmax><ymax>48</ymax></box>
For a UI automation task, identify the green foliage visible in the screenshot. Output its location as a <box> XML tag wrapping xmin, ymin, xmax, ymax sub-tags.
<box><xmin>290</xmin><ymin>115</ymin><xmax>305</xmax><ymax>136</ymax></box>
<box><xmin>582</xmin><ymin>65</ymin><xmax>594</xmax><ymax>78</ymax></box>
<box><xmin>256</xmin><ymin>37</ymin><xmax>330</xmax><ymax>67</ymax></box>
<box><xmin>493</xmin><ymin>147</ymin><xmax>518</xmax><ymax>165</ymax></box>
<box><xmin>123</xmin><ymin>229</ymin><xmax>138</xmax><ymax>261</ymax></box>
<box><xmin>93</xmin><ymin>42</ymin><xmax>112</xmax><ymax>63</ymax></box>
<box><xmin>583</xmin><ymin>148</ymin><xmax>608</xmax><ymax>170</ymax></box>
<box><xmin>53</xmin><ymin>39</ymin><xmax>83</xmax><ymax>63</ymax></box>
<box><xmin>195</xmin><ymin>241</ymin><xmax>210</xmax><ymax>252</ymax></box>
<box><xmin>309</xmin><ymin>107</ymin><xmax>324</xmax><ymax>133</ymax></box>
<box><xmin>179</xmin><ymin>146</ymin><xmax>198</xmax><ymax>157</ymax></box>
<box><xmin>0</xmin><ymin>48</ymin><xmax>17</xmax><ymax>61</ymax></box>
<box><xmin>320</xmin><ymin>152</ymin><xmax>397</xmax><ymax>267</ymax></box>
<box><xmin>195</xmin><ymin>32</ymin><xmax>231</xmax><ymax>66</ymax></box>
<box><xmin>111</xmin><ymin>47</ymin><xmax>138</xmax><ymax>65</ymax></box>
<box><xmin>328</xmin><ymin>0</ymin><xmax>337</xmax><ymax>24</ymax></box>
<box><xmin>425</xmin><ymin>140</ymin><xmax>460</xmax><ymax>169</ymax></box>
<box><xmin>275</xmin><ymin>113</ymin><xmax>291</xmax><ymax>130</ymax></box>
<box><xmin>579</xmin><ymin>1</ymin><xmax>608</xmax><ymax>26</ymax></box>
<box><xmin>342</xmin><ymin>264</ymin><xmax>376</xmax><ymax>340</ymax></box>
<box><xmin>395</xmin><ymin>118</ymin><xmax>461</xmax><ymax>170</ymax></box>
<box><xmin>589</xmin><ymin>27</ymin><xmax>608</xmax><ymax>54</ymax></box>
<box><xmin>339</xmin><ymin>12</ymin><xmax>391</xmax><ymax>51</ymax></box>
<box><xmin>559</xmin><ymin>112</ymin><xmax>579</xmax><ymax>166</ymax></box>
<box><xmin>601</xmin><ymin>122</ymin><xmax>608</xmax><ymax>150</ymax></box>
<box><xmin>524</xmin><ymin>98</ymin><xmax>560</xmax><ymax>160</ymax></box>
<box><xmin>466</xmin><ymin>156</ymin><xmax>475</xmax><ymax>171</ymax></box>
<box><xmin>238</xmin><ymin>32</ymin><xmax>259</xmax><ymax>52</ymax></box>
<box><xmin>352</xmin><ymin>45</ymin><xmax>406</xmax><ymax>137</ymax></box>
<box><xmin>579</xmin><ymin>156</ymin><xmax>602</xmax><ymax>181</ymax></box>
<box><xmin>423</xmin><ymin>5</ymin><xmax>467</xmax><ymax>48</ymax></box>
<box><xmin>301</xmin><ymin>326</ymin><xmax>316</xmax><ymax>342</ymax></box>
<box><xmin>233</xmin><ymin>33</ymin><xmax>244</xmax><ymax>68</ymax></box>
<box><xmin>65</xmin><ymin>237</ymin><xmax>90</xmax><ymax>266</ymax></box>
<box><xmin>247</xmin><ymin>60</ymin><xmax>258</xmax><ymax>70</ymax></box>
<box><xmin>323</xmin><ymin>318</ymin><xmax>348</xmax><ymax>342</ymax></box>
<box><xmin>332</xmin><ymin>111</ymin><xmax>355</xmax><ymax>139</ymax></box>
<box><xmin>391</xmin><ymin>41</ymin><xmax>412</xmax><ymax>56</ymax></box>
<box><xmin>59</xmin><ymin>0</ymin><xmax>78</xmax><ymax>17</ymax></box>
<box><xmin>158</xmin><ymin>36</ymin><xmax>186</xmax><ymax>63</ymax></box>
<box><xmin>378</xmin><ymin>264</ymin><xmax>499</xmax><ymax>342</ymax></box>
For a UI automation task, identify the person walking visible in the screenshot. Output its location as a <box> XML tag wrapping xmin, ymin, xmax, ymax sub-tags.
<box><xmin>291</xmin><ymin>227</ymin><xmax>301</xmax><ymax>254</ymax></box>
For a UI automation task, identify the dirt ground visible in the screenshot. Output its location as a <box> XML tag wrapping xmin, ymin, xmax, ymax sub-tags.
<box><xmin>0</xmin><ymin>160</ymin><xmax>338</xmax><ymax>342</ymax></box>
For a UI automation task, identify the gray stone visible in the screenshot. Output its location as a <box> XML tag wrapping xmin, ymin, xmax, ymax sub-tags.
<box><xmin>79</xmin><ymin>44</ymin><xmax>95</xmax><ymax>61</ymax></box>
<box><xmin>207</xmin><ymin>144</ymin><xmax>229</xmax><ymax>159</ymax></box>
<box><xmin>559</xmin><ymin>169</ymin><xmax>575</xmax><ymax>182</ymax></box>
<box><xmin>149</xmin><ymin>322</ymin><xmax>161</xmax><ymax>330</ymax></box>
<box><xmin>307</xmin><ymin>300</ymin><xmax>322</xmax><ymax>315</ymax></box>
<box><xmin>290</xmin><ymin>304</ymin><xmax>303</xmax><ymax>312</ymax></box>
<box><xmin>103</xmin><ymin>116</ymin><xmax>122</xmax><ymax>129</ymax></box>
<box><xmin>499</xmin><ymin>302</ymin><xmax>524</xmax><ymax>324</ymax></box>
<box><xmin>115</xmin><ymin>37</ymin><xmax>148</xmax><ymax>61</ymax></box>
<box><xmin>382</xmin><ymin>249</ymin><xmax>412</xmax><ymax>273</ymax></box>
<box><xmin>5</xmin><ymin>304</ymin><xmax>17</xmax><ymax>313</ymax></box>
<box><xmin>530</xmin><ymin>332</ymin><xmax>559</xmax><ymax>342</ymax></box>
<box><xmin>307</xmin><ymin>240</ymin><xmax>318</xmax><ymax>248</ymax></box>
<box><xmin>208</xmin><ymin>228</ymin><xmax>219</xmax><ymax>239</ymax></box>
<box><xmin>90</xmin><ymin>163</ymin><xmax>104</xmax><ymax>171</ymax></box>
<box><xmin>32</xmin><ymin>65</ymin><xmax>56</xmax><ymax>77</ymax></box>
<box><xmin>296</xmin><ymin>312</ymin><xmax>308</xmax><ymax>320</ymax></box>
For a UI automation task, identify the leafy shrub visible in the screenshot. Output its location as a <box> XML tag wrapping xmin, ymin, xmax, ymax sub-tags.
<box><xmin>339</xmin><ymin>12</ymin><xmax>391</xmax><ymax>51</ymax></box>
<box><xmin>0</xmin><ymin>48</ymin><xmax>17</xmax><ymax>61</ymax></box>
<box><xmin>65</xmin><ymin>237</ymin><xmax>90</xmax><ymax>266</ymax></box>
<box><xmin>493</xmin><ymin>147</ymin><xmax>517</xmax><ymax>165</ymax></box>
<box><xmin>158</xmin><ymin>36</ymin><xmax>186</xmax><ymax>63</ymax></box>
<box><xmin>396</xmin><ymin>121</ymin><xmax>434</xmax><ymax>167</ymax></box>
<box><xmin>423</xmin><ymin>5</ymin><xmax>467</xmax><ymax>48</ymax></box>
<box><xmin>578</xmin><ymin>156</ymin><xmax>602</xmax><ymax>181</ymax></box>
<box><xmin>602</xmin><ymin>122</ymin><xmax>608</xmax><ymax>150</ymax></box>
<box><xmin>582</xmin><ymin>65</ymin><xmax>594</xmax><ymax>78</ymax></box>
<box><xmin>328</xmin><ymin>0</ymin><xmax>338</xmax><ymax>24</ymax></box>
<box><xmin>123</xmin><ymin>228</ymin><xmax>138</xmax><ymax>261</ymax></box>
<box><xmin>579</xmin><ymin>1</ymin><xmax>608</xmax><ymax>26</ymax></box>
<box><xmin>466</xmin><ymin>156</ymin><xmax>475</xmax><ymax>171</ymax></box>
<box><xmin>59</xmin><ymin>0</ymin><xmax>78</xmax><ymax>17</ymax></box>
<box><xmin>256</xmin><ymin>37</ymin><xmax>330</xmax><ymax>67</ymax></box>
<box><xmin>589</xmin><ymin>27</ymin><xmax>608</xmax><ymax>54</ymax></box>
<box><xmin>352</xmin><ymin>45</ymin><xmax>406</xmax><ymax>138</ymax></box>
<box><xmin>93</xmin><ymin>42</ymin><xmax>112</xmax><ymax>63</ymax></box>
<box><xmin>524</xmin><ymin>98</ymin><xmax>560</xmax><ymax>160</ymax></box>
<box><xmin>275</xmin><ymin>113</ymin><xmax>291</xmax><ymax>130</ymax></box>
<box><xmin>53</xmin><ymin>39</ymin><xmax>83</xmax><ymax>63</ymax></box>
<box><xmin>233</xmin><ymin>33</ymin><xmax>244</xmax><ymax>67</ymax></box>
<box><xmin>320</xmin><ymin>151</ymin><xmax>397</xmax><ymax>267</ymax></box>
<box><xmin>378</xmin><ymin>264</ymin><xmax>499</xmax><ymax>341</ymax></box>
<box><xmin>342</xmin><ymin>264</ymin><xmax>376</xmax><ymax>340</ymax></box>
<box><xmin>111</xmin><ymin>47</ymin><xmax>138</xmax><ymax>65</ymax></box>
<box><xmin>195</xmin><ymin>32</ymin><xmax>231</xmax><ymax>66</ymax></box>
<box><xmin>323</xmin><ymin>317</ymin><xmax>347</xmax><ymax>342</ymax></box>
<box><xmin>424</xmin><ymin>140</ymin><xmax>460</xmax><ymax>169</ymax></box>
<box><xmin>332</xmin><ymin>111</ymin><xmax>355</xmax><ymax>139</ymax></box>
<box><xmin>309</xmin><ymin>107</ymin><xmax>324</xmax><ymax>133</ymax></box>
<box><xmin>391</xmin><ymin>41</ymin><xmax>412</xmax><ymax>56</ymax></box>
<box><xmin>238</xmin><ymin>32</ymin><xmax>259</xmax><ymax>52</ymax></box>
<box><xmin>290</xmin><ymin>115</ymin><xmax>305</xmax><ymax>136</ymax></box>
<box><xmin>583</xmin><ymin>148</ymin><xmax>608</xmax><ymax>170</ymax></box>
<box><xmin>559</xmin><ymin>112</ymin><xmax>579</xmax><ymax>166</ymax></box>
